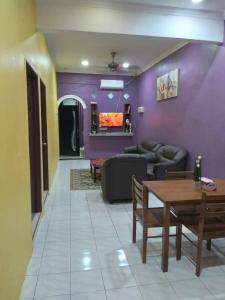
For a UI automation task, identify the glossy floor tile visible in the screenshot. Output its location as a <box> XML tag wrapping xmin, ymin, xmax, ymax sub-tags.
<box><xmin>71</xmin><ymin>269</ymin><xmax>105</xmax><ymax>293</ymax></box>
<box><xmin>20</xmin><ymin>276</ymin><xmax>37</xmax><ymax>299</ymax></box>
<box><xmin>20</xmin><ymin>160</ymin><xmax>225</xmax><ymax>300</ymax></box>
<box><xmin>35</xmin><ymin>295</ymin><xmax>70</xmax><ymax>300</ymax></box>
<box><xmin>106</xmin><ymin>286</ymin><xmax>143</xmax><ymax>300</ymax></box>
<box><xmin>139</xmin><ymin>282</ymin><xmax>177</xmax><ymax>300</ymax></box>
<box><xmin>35</xmin><ymin>273</ymin><xmax>70</xmax><ymax>298</ymax></box>
<box><xmin>71</xmin><ymin>291</ymin><xmax>107</xmax><ymax>300</ymax></box>
<box><xmin>101</xmin><ymin>266</ymin><xmax>136</xmax><ymax>289</ymax></box>
<box><xmin>171</xmin><ymin>278</ymin><xmax>214</xmax><ymax>300</ymax></box>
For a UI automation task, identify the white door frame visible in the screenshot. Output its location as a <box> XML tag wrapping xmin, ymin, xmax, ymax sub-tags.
<box><xmin>57</xmin><ymin>94</ymin><xmax>87</xmax><ymax>109</ymax></box>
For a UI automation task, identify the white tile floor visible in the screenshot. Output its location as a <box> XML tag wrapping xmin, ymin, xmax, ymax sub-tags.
<box><xmin>20</xmin><ymin>160</ymin><xmax>225</xmax><ymax>300</ymax></box>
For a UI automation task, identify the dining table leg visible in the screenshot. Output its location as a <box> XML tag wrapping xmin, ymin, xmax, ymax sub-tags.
<box><xmin>161</xmin><ymin>203</ymin><xmax>170</xmax><ymax>272</ymax></box>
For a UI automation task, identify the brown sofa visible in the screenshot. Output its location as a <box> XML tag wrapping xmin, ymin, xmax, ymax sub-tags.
<box><xmin>101</xmin><ymin>154</ymin><xmax>148</xmax><ymax>203</ymax></box>
<box><xmin>124</xmin><ymin>138</ymin><xmax>188</xmax><ymax>180</ymax></box>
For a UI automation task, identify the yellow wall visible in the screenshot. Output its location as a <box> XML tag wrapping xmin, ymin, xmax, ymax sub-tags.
<box><xmin>0</xmin><ymin>1</ymin><xmax>59</xmax><ymax>299</ymax></box>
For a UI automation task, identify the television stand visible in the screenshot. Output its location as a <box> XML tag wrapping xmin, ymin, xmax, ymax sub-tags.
<box><xmin>89</xmin><ymin>132</ymin><xmax>133</xmax><ymax>137</ymax></box>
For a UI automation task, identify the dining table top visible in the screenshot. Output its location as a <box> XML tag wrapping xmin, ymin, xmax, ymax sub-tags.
<box><xmin>142</xmin><ymin>178</ymin><xmax>225</xmax><ymax>205</ymax></box>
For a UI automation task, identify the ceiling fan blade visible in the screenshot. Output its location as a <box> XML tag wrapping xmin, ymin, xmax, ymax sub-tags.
<box><xmin>110</xmin><ymin>51</ymin><xmax>117</xmax><ymax>62</ymax></box>
<box><xmin>107</xmin><ymin>51</ymin><xmax>119</xmax><ymax>71</ymax></box>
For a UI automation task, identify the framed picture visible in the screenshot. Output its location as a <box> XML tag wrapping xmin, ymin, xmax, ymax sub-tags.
<box><xmin>156</xmin><ymin>69</ymin><xmax>179</xmax><ymax>101</ymax></box>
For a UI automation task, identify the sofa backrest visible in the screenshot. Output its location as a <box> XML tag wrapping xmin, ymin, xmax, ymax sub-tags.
<box><xmin>156</xmin><ymin>145</ymin><xmax>187</xmax><ymax>163</ymax></box>
<box><xmin>138</xmin><ymin>139</ymin><xmax>162</xmax><ymax>154</ymax></box>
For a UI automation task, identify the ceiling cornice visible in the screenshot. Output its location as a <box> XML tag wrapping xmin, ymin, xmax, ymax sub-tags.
<box><xmin>47</xmin><ymin>0</ymin><xmax>223</xmax><ymax>20</ymax></box>
<box><xmin>56</xmin><ymin>67</ymin><xmax>136</xmax><ymax>76</ymax></box>
<box><xmin>138</xmin><ymin>42</ymin><xmax>188</xmax><ymax>76</ymax></box>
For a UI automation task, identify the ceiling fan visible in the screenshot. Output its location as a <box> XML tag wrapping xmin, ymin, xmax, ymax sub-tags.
<box><xmin>95</xmin><ymin>51</ymin><xmax>139</xmax><ymax>75</ymax></box>
<box><xmin>107</xmin><ymin>51</ymin><xmax>120</xmax><ymax>72</ymax></box>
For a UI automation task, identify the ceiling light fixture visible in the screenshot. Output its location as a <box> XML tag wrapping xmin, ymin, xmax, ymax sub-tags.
<box><xmin>81</xmin><ymin>60</ymin><xmax>89</xmax><ymax>66</ymax></box>
<box><xmin>192</xmin><ymin>0</ymin><xmax>203</xmax><ymax>3</ymax></box>
<box><xmin>122</xmin><ymin>62</ymin><xmax>130</xmax><ymax>69</ymax></box>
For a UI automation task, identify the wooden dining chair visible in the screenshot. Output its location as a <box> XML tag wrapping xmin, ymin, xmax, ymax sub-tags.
<box><xmin>132</xmin><ymin>175</ymin><xmax>182</xmax><ymax>263</ymax></box>
<box><xmin>166</xmin><ymin>171</ymin><xmax>211</xmax><ymax>251</ymax></box>
<box><xmin>178</xmin><ymin>192</ymin><xmax>225</xmax><ymax>276</ymax></box>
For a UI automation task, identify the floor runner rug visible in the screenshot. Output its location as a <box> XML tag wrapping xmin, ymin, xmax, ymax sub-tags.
<box><xmin>70</xmin><ymin>169</ymin><xmax>101</xmax><ymax>190</ymax></box>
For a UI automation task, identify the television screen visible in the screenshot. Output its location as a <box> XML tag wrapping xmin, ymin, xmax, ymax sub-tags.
<box><xmin>99</xmin><ymin>112</ymin><xmax>123</xmax><ymax>127</ymax></box>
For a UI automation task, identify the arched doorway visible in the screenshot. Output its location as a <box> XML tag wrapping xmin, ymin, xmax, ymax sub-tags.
<box><xmin>58</xmin><ymin>95</ymin><xmax>86</xmax><ymax>158</ymax></box>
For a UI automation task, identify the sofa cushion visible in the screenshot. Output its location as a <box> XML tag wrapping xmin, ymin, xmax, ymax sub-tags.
<box><xmin>156</xmin><ymin>153</ymin><xmax>172</xmax><ymax>164</ymax></box>
<box><xmin>140</xmin><ymin>152</ymin><xmax>156</xmax><ymax>163</ymax></box>
<box><xmin>156</xmin><ymin>145</ymin><xmax>185</xmax><ymax>162</ymax></box>
<box><xmin>137</xmin><ymin>144</ymin><xmax>149</xmax><ymax>154</ymax></box>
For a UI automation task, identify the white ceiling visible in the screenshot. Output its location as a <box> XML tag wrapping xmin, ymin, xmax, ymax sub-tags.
<box><xmin>36</xmin><ymin>0</ymin><xmax>225</xmax><ymax>75</ymax></box>
<box><xmin>46</xmin><ymin>31</ymin><xmax>184</xmax><ymax>75</ymax></box>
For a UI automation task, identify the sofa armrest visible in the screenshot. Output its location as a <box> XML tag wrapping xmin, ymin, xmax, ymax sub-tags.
<box><xmin>124</xmin><ymin>145</ymin><xmax>138</xmax><ymax>153</ymax></box>
<box><xmin>153</xmin><ymin>161</ymin><xmax>182</xmax><ymax>179</ymax></box>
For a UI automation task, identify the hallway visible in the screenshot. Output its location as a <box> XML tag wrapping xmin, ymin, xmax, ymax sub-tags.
<box><xmin>20</xmin><ymin>160</ymin><xmax>225</xmax><ymax>300</ymax></box>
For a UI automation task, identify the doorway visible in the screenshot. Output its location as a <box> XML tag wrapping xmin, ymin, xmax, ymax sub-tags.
<box><xmin>26</xmin><ymin>63</ymin><xmax>42</xmax><ymax>220</ymax></box>
<box><xmin>58</xmin><ymin>100</ymin><xmax>80</xmax><ymax>157</ymax></box>
<box><xmin>40</xmin><ymin>79</ymin><xmax>49</xmax><ymax>192</ymax></box>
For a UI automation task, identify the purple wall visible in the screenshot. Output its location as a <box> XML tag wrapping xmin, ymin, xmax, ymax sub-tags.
<box><xmin>57</xmin><ymin>73</ymin><xmax>138</xmax><ymax>159</ymax></box>
<box><xmin>137</xmin><ymin>43</ymin><xmax>225</xmax><ymax>177</ymax></box>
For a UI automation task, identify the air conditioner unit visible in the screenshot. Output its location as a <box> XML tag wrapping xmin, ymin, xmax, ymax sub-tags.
<box><xmin>100</xmin><ymin>80</ymin><xmax>124</xmax><ymax>90</ymax></box>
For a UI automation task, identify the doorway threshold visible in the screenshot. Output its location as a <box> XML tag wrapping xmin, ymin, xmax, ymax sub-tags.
<box><xmin>60</xmin><ymin>155</ymin><xmax>84</xmax><ymax>160</ymax></box>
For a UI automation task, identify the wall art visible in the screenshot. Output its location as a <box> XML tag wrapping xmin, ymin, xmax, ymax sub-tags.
<box><xmin>156</xmin><ymin>69</ymin><xmax>179</xmax><ymax>101</ymax></box>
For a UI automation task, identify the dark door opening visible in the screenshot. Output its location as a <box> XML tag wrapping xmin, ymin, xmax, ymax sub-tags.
<box><xmin>40</xmin><ymin>80</ymin><xmax>49</xmax><ymax>191</ymax></box>
<box><xmin>26</xmin><ymin>63</ymin><xmax>42</xmax><ymax>216</ymax></box>
<box><xmin>59</xmin><ymin>103</ymin><xmax>80</xmax><ymax>156</ymax></box>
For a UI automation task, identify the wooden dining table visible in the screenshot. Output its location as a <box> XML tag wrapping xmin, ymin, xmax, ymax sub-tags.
<box><xmin>142</xmin><ymin>178</ymin><xmax>225</xmax><ymax>272</ymax></box>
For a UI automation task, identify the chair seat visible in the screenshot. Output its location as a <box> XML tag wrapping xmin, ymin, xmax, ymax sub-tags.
<box><xmin>136</xmin><ymin>207</ymin><xmax>179</xmax><ymax>227</ymax></box>
<box><xmin>171</xmin><ymin>205</ymin><xmax>200</xmax><ymax>217</ymax></box>
<box><xmin>180</xmin><ymin>215</ymin><xmax>225</xmax><ymax>239</ymax></box>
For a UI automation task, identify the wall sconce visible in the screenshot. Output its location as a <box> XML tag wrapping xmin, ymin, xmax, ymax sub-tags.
<box><xmin>91</xmin><ymin>93</ymin><xmax>96</xmax><ymax>99</ymax></box>
<box><xmin>137</xmin><ymin>106</ymin><xmax>144</xmax><ymax>113</ymax></box>
<box><xmin>123</xmin><ymin>93</ymin><xmax>130</xmax><ymax>100</ymax></box>
<box><xmin>107</xmin><ymin>92</ymin><xmax>114</xmax><ymax>99</ymax></box>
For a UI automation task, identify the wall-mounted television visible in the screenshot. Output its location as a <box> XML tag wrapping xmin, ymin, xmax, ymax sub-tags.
<box><xmin>99</xmin><ymin>112</ymin><xmax>123</xmax><ymax>127</ymax></box>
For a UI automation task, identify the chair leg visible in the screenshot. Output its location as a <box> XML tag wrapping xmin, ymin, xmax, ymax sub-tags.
<box><xmin>132</xmin><ymin>213</ymin><xmax>136</xmax><ymax>243</ymax></box>
<box><xmin>196</xmin><ymin>237</ymin><xmax>203</xmax><ymax>277</ymax></box>
<box><xmin>142</xmin><ymin>227</ymin><xmax>148</xmax><ymax>263</ymax></box>
<box><xmin>176</xmin><ymin>224</ymin><xmax>182</xmax><ymax>261</ymax></box>
<box><xmin>206</xmin><ymin>239</ymin><xmax>211</xmax><ymax>251</ymax></box>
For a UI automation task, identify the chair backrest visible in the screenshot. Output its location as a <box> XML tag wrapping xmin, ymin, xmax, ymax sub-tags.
<box><xmin>198</xmin><ymin>193</ymin><xmax>225</xmax><ymax>236</ymax></box>
<box><xmin>165</xmin><ymin>171</ymin><xmax>194</xmax><ymax>180</ymax></box>
<box><xmin>202</xmin><ymin>193</ymin><xmax>225</xmax><ymax>219</ymax></box>
<box><xmin>132</xmin><ymin>175</ymin><xmax>148</xmax><ymax>209</ymax></box>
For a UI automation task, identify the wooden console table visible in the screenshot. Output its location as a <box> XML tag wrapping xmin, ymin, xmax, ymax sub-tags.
<box><xmin>90</xmin><ymin>158</ymin><xmax>107</xmax><ymax>182</ymax></box>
